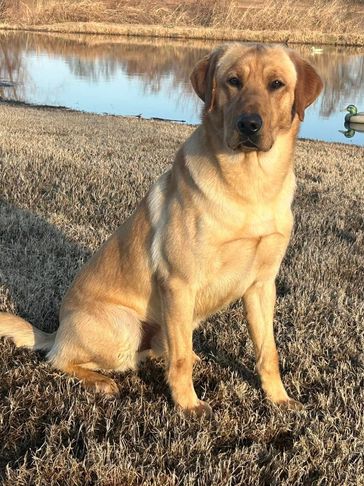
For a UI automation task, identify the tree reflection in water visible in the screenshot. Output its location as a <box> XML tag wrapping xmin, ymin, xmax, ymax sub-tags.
<box><xmin>0</xmin><ymin>32</ymin><xmax>28</xmax><ymax>100</ymax></box>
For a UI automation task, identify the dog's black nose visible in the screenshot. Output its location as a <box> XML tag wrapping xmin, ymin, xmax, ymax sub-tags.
<box><xmin>236</xmin><ymin>113</ymin><xmax>263</xmax><ymax>136</ymax></box>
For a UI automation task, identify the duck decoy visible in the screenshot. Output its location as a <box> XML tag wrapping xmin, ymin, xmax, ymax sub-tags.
<box><xmin>345</xmin><ymin>104</ymin><xmax>364</xmax><ymax>124</ymax></box>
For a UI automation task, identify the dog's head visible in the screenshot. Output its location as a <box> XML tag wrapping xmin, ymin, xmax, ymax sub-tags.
<box><xmin>190</xmin><ymin>44</ymin><xmax>323</xmax><ymax>152</ymax></box>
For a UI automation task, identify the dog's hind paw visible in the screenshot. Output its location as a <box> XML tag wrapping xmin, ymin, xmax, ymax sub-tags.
<box><xmin>86</xmin><ymin>376</ymin><xmax>119</xmax><ymax>397</ymax></box>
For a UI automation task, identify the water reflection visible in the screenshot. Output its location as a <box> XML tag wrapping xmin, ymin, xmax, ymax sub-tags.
<box><xmin>0</xmin><ymin>33</ymin><xmax>27</xmax><ymax>100</ymax></box>
<box><xmin>0</xmin><ymin>31</ymin><xmax>363</xmax><ymax>145</ymax></box>
<box><xmin>311</xmin><ymin>51</ymin><xmax>364</xmax><ymax>117</ymax></box>
<box><xmin>341</xmin><ymin>122</ymin><xmax>364</xmax><ymax>139</ymax></box>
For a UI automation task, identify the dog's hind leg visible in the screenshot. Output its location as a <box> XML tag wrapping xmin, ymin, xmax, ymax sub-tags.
<box><xmin>62</xmin><ymin>364</ymin><xmax>120</xmax><ymax>396</ymax></box>
<box><xmin>47</xmin><ymin>305</ymin><xmax>142</xmax><ymax>396</ymax></box>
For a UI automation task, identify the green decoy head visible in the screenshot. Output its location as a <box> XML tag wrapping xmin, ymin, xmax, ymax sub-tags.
<box><xmin>345</xmin><ymin>104</ymin><xmax>358</xmax><ymax>115</ymax></box>
<box><xmin>345</xmin><ymin>104</ymin><xmax>358</xmax><ymax>123</ymax></box>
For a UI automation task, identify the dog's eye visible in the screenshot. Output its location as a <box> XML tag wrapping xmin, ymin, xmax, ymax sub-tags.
<box><xmin>270</xmin><ymin>79</ymin><xmax>285</xmax><ymax>90</ymax></box>
<box><xmin>227</xmin><ymin>77</ymin><xmax>241</xmax><ymax>87</ymax></box>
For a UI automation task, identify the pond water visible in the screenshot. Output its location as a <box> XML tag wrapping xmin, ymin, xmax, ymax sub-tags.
<box><xmin>0</xmin><ymin>31</ymin><xmax>364</xmax><ymax>146</ymax></box>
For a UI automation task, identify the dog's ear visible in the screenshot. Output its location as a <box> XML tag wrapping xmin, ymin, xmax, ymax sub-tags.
<box><xmin>190</xmin><ymin>46</ymin><xmax>226</xmax><ymax>112</ymax></box>
<box><xmin>289</xmin><ymin>51</ymin><xmax>323</xmax><ymax>121</ymax></box>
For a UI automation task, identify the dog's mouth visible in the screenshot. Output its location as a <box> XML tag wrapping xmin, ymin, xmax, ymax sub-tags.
<box><xmin>234</xmin><ymin>137</ymin><xmax>273</xmax><ymax>153</ymax></box>
<box><xmin>240</xmin><ymin>138</ymin><xmax>259</xmax><ymax>149</ymax></box>
<box><xmin>229</xmin><ymin>137</ymin><xmax>260</xmax><ymax>152</ymax></box>
<box><xmin>226</xmin><ymin>131</ymin><xmax>273</xmax><ymax>153</ymax></box>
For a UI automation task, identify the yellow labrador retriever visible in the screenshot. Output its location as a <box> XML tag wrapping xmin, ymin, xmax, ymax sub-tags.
<box><xmin>0</xmin><ymin>44</ymin><xmax>322</xmax><ymax>415</ymax></box>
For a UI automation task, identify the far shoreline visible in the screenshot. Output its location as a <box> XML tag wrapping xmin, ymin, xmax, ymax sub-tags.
<box><xmin>1</xmin><ymin>22</ymin><xmax>364</xmax><ymax>47</ymax></box>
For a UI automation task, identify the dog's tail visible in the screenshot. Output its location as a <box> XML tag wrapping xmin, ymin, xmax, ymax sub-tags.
<box><xmin>0</xmin><ymin>312</ymin><xmax>56</xmax><ymax>352</ymax></box>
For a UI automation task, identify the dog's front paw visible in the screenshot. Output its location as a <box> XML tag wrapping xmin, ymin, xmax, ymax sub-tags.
<box><xmin>275</xmin><ymin>397</ymin><xmax>304</xmax><ymax>411</ymax></box>
<box><xmin>183</xmin><ymin>399</ymin><xmax>212</xmax><ymax>417</ymax></box>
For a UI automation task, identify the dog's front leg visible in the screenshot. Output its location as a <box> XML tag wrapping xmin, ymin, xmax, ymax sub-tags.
<box><xmin>243</xmin><ymin>280</ymin><xmax>302</xmax><ymax>409</ymax></box>
<box><xmin>159</xmin><ymin>277</ymin><xmax>211</xmax><ymax>416</ymax></box>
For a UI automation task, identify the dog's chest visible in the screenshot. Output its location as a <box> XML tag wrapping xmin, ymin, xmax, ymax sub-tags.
<box><xmin>194</xmin><ymin>225</ymin><xmax>286</xmax><ymax>320</ymax></box>
<box><xmin>194</xmin><ymin>238</ymin><xmax>256</xmax><ymax>318</ymax></box>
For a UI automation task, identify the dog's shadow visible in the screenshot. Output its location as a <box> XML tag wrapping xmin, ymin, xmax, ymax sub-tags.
<box><xmin>137</xmin><ymin>316</ymin><xmax>261</xmax><ymax>398</ymax></box>
<box><xmin>196</xmin><ymin>326</ymin><xmax>260</xmax><ymax>391</ymax></box>
<box><xmin>0</xmin><ymin>199</ymin><xmax>90</xmax><ymax>332</ymax></box>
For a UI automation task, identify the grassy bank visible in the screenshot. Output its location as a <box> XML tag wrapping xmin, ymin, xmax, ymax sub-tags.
<box><xmin>0</xmin><ymin>103</ymin><xmax>363</xmax><ymax>484</ymax></box>
<box><xmin>0</xmin><ymin>0</ymin><xmax>364</xmax><ymax>46</ymax></box>
<box><xmin>2</xmin><ymin>22</ymin><xmax>364</xmax><ymax>47</ymax></box>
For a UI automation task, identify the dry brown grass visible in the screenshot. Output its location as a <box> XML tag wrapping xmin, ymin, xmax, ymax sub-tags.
<box><xmin>0</xmin><ymin>102</ymin><xmax>363</xmax><ymax>485</ymax></box>
<box><xmin>0</xmin><ymin>0</ymin><xmax>363</xmax><ymax>44</ymax></box>
<box><xmin>2</xmin><ymin>21</ymin><xmax>364</xmax><ymax>47</ymax></box>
